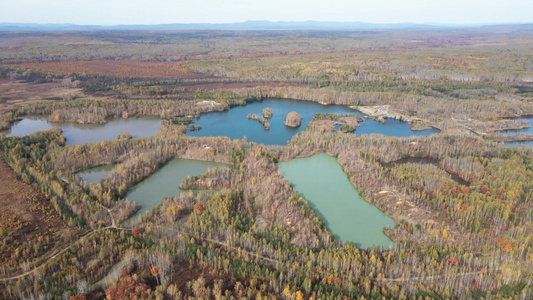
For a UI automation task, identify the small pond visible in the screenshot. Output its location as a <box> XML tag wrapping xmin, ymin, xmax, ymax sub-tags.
<box><xmin>501</xmin><ymin>117</ymin><xmax>533</xmax><ymax>147</ymax></box>
<box><xmin>77</xmin><ymin>164</ymin><xmax>117</xmax><ymax>184</ymax></box>
<box><xmin>124</xmin><ymin>158</ymin><xmax>231</xmax><ymax>224</ymax></box>
<box><xmin>501</xmin><ymin>117</ymin><xmax>533</xmax><ymax>135</ymax></box>
<box><xmin>382</xmin><ymin>157</ymin><xmax>470</xmax><ymax>186</ymax></box>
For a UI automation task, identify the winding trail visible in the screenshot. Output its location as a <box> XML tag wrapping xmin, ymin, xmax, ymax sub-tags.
<box><xmin>154</xmin><ymin>225</ymin><xmax>278</xmax><ymax>264</ymax></box>
<box><xmin>378</xmin><ymin>270</ymin><xmax>490</xmax><ymax>282</ymax></box>
<box><xmin>0</xmin><ymin>204</ymin><xmax>495</xmax><ymax>284</ymax></box>
<box><xmin>0</xmin><ymin>203</ymin><xmax>130</xmax><ymax>282</ymax></box>
<box><xmin>153</xmin><ymin>225</ymin><xmax>495</xmax><ymax>283</ymax></box>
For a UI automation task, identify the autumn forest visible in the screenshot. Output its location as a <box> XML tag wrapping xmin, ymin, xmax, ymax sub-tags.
<box><xmin>0</xmin><ymin>25</ymin><xmax>532</xmax><ymax>299</ymax></box>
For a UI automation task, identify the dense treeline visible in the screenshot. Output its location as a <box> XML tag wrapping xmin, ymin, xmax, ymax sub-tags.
<box><xmin>2</xmin><ymin>120</ymin><xmax>531</xmax><ymax>298</ymax></box>
<box><xmin>0</xmin><ymin>27</ymin><xmax>532</xmax><ymax>299</ymax></box>
<box><xmin>233</xmin><ymin>86</ymin><xmax>532</xmax><ymax>133</ymax></box>
<box><xmin>4</xmin><ymin>28</ymin><xmax>529</xmax><ymax>63</ymax></box>
<box><xmin>138</xmin><ymin>134</ymin><xmax>532</xmax><ymax>299</ymax></box>
<box><xmin>18</xmin><ymin>98</ymin><xmax>234</xmax><ymax>124</ymax></box>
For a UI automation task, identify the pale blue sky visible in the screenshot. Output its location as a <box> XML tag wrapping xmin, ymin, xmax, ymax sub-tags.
<box><xmin>1</xmin><ymin>0</ymin><xmax>532</xmax><ymax>25</ymax></box>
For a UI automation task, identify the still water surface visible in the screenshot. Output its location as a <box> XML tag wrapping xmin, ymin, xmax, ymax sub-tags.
<box><xmin>5</xmin><ymin>99</ymin><xmax>439</xmax><ymax>145</ymax></box>
<box><xmin>124</xmin><ymin>158</ymin><xmax>231</xmax><ymax>224</ymax></box>
<box><xmin>501</xmin><ymin>117</ymin><xmax>533</xmax><ymax>135</ymax></box>
<box><xmin>502</xmin><ymin>117</ymin><xmax>533</xmax><ymax>147</ymax></box>
<box><xmin>6</xmin><ymin>116</ymin><xmax>161</xmax><ymax>145</ymax></box>
<box><xmin>77</xmin><ymin>164</ymin><xmax>117</xmax><ymax>184</ymax></box>
<box><xmin>278</xmin><ymin>153</ymin><xmax>395</xmax><ymax>248</ymax></box>
<box><xmin>189</xmin><ymin>98</ymin><xmax>439</xmax><ymax>145</ymax></box>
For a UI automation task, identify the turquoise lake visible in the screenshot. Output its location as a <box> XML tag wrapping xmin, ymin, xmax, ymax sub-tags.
<box><xmin>278</xmin><ymin>153</ymin><xmax>395</xmax><ymax>248</ymax></box>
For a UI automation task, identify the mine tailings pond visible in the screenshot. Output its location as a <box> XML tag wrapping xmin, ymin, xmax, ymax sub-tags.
<box><xmin>6</xmin><ymin>116</ymin><xmax>162</xmax><ymax>145</ymax></box>
<box><xmin>278</xmin><ymin>153</ymin><xmax>395</xmax><ymax>248</ymax></box>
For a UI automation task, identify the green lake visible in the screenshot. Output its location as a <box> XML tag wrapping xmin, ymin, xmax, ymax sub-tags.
<box><xmin>278</xmin><ymin>153</ymin><xmax>395</xmax><ymax>248</ymax></box>
<box><xmin>124</xmin><ymin>158</ymin><xmax>231</xmax><ymax>224</ymax></box>
<box><xmin>77</xmin><ymin>164</ymin><xmax>116</xmax><ymax>184</ymax></box>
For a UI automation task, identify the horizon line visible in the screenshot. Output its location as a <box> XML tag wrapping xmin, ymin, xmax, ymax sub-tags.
<box><xmin>1</xmin><ymin>20</ymin><xmax>532</xmax><ymax>27</ymax></box>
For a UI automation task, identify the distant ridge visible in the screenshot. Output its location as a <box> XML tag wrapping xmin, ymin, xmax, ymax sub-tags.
<box><xmin>1</xmin><ymin>21</ymin><xmax>528</xmax><ymax>31</ymax></box>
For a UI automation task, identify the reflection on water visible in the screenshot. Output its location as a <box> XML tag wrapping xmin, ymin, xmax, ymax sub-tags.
<box><xmin>77</xmin><ymin>164</ymin><xmax>117</xmax><ymax>184</ymax></box>
<box><xmin>501</xmin><ymin>117</ymin><xmax>533</xmax><ymax>147</ymax></box>
<box><xmin>501</xmin><ymin>117</ymin><xmax>533</xmax><ymax>135</ymax></box>
<box><xmin>5</xmin><ymin>99</ymin><xmax>441</xmax><ymax>146</ymax></box>
<box><xmin>6</xmin><ymin>116</ymin><xmax>162</xmax><ymax>145</ymax></box>
<box><xmin>6</xmin><ymin>117</ymin><xmax>56</xmax><ymax>137</ymax></box>
<box><xmin>189</xmin><ymin>98</ymin><xmax>440</xmax><ymax>145</ymax></box>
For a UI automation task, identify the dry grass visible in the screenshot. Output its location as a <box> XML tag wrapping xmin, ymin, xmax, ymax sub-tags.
<box><xmin>177</xmin><ymin>81</ymin><xmax>307</xmax><ymax>90</ymax></box>
<box><xmin>3</xmin><ymin>60</ymin><xmax>212</xmax><ymax>79</ymax></box>
<box><xmin>0</xmin><ymin>79</ymin><xmax>83</xmax><ymax>113</ymax></box>
<box><xmin>0</xmin><ymin>158</ymin><xmax>74</xmax><ymax>267</ymax></box>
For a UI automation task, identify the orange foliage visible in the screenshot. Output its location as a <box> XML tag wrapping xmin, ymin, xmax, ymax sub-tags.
<box><xmin>105</xmin><ymin>271</ymin><xmax>151</xmax><ymax>300</ymax></box>
<box><xmin>479</xmin><ymin>185</ymin><xmax>490</xmax><ymax>195</ymax></box>
<box><xmin>69</xmin><ymin>294</ymin><xmax>87</xmax><ymax>300</ymax></box>
<box><xmin>448</xmin><ymin>257</ymin><xmax>459</xmax><ymax>266</ymax></box>
<box><xmin>132</xmin><ymin>226</ymin><xmax>140</xmax><ymax>235</ymax></box>
<box><xmin>334</xmin><ymin>277</ymin><xmax>342</xmax><ymax>286</ymax></box>
<box><xmin>497</xmin><ymin>238</ymin><xmax>518</xmax><ymax>252</ymax></box>
<box><xmin>451</xmin><ymin>185</ymin><xmax>471</xmax><ymax>195</ymax></box>
<box><xmin>461</xmin><ymin>186</ymin><xmax>471</xmax><ymax>195</ymax></box>
<box><xmin>322</xmin><ymin>274</ymin><xmax>335</xmax><ymax>285</ymax></box>
<box><xmin>456</xmin><ymin>202</ymin><xmax>469</xmax><ymax>214</ymax></box>
<box><xmin>193</xmin><ymin>201</ymin><xmax>205</xmax><ymax>213</ymax></box>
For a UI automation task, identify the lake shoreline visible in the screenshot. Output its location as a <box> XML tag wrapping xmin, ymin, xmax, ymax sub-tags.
<box><xmin>278</xmin><ymin>152</ymin><xmax>396</xmax><ymax>248</ymax></box>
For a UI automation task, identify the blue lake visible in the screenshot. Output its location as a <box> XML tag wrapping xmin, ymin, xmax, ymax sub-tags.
<box><xmin>501</xmin><ymin>117</ymin><xmax>533</xmax><ymax>147</ymax></box>
<box><xmin>4</xmin><ymin>99</ymin><xmax>439</xmax><ymax>146</ymax></box>
<box><xmin>188</xmin><ymin>98</ymin><xmax>439</xmax><ymax>145</ymax></box>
